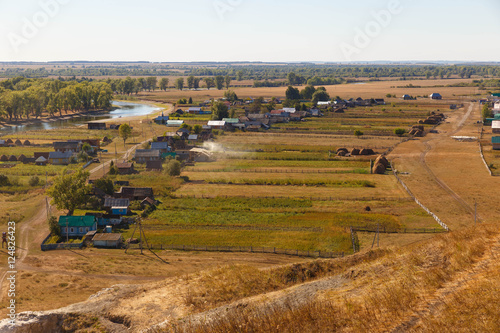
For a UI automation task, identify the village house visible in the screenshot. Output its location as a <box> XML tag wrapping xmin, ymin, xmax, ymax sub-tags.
<box><xmin>49</xmin><ymin>151</ymin><xmax>73</xmax><ymax>165</ymax></box>
<box><xmin>35</xmin><ymin>156</ymin><xmax>48</xmax><ymax>166</ymax></box>
<box><xmin>187</xmin><ymin>107</ymin><xmax>203</xmax><ymax>114</ymax></box>
<box><xmin>53</xmin><ymin>141</ymin><xmax>80</xmax><ymax>153</ymax></box>
<box><xmin>176</xmin><ymin>128</ymin><xmax>190</xmax><ymax>140</ymax></box>
<box><xmin>154</xmin><ymin>113</ymin><xmax>170</xmax><ymax>125</ymax></box>
<box><xmin>59</xmin><ymin>216</ymin><xmax>97</xmax><ymax>237</ymax></box>
<box><xmin>116</xmin><ymin>161</ymin><xmax>135</xmax><ymax>175</ymax></box>
<box><xmin>151</xmin><ymin>141</ymin><xmax>170</xmax><ymax>153</ymax></box>
<box><xmin>134</xmin><ymin>149</ymin><xmax>161</xmax><ymax>164</ymax></box>
<box><xmin>114</xmin><ymin>187</ymin><xmax>154</xmax><ymax>201</ymax></box>
<box><xmin>88</xmin><ymin>122</ymin><xmax>107</xmax><ymax>130</ymax></box>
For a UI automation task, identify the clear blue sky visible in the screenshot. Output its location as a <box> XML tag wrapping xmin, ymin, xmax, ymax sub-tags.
<box><xmin>0</xmin><ymin>0</ymin><xmax>499</xmax><ymax>62</ymax></box>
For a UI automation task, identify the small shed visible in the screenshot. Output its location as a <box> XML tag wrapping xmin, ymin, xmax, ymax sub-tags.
<box><xmin>492</xmin><ymin>137</ymin><xmax>500</xmax><ymax>150</ymax></box>
<box><xmin>111</xmin><ymin>207</ymin><xmax>129</xmax><ymax>216</ymax></box>
<box><xmin>92</xmin><ymin>233</ymin><xmax>123</xmax><ymax>248</ymax></box>
<box><xmin>116</xmin><ymin>162</ymin><xmax>134</xmax><ymax>175</ymax></box>
<box><xmin>492</xmin><ymin>120</ymin><xmax>500</xmax><ymax>134</ymax></box>
<box><xmin>166</xmin><ymin>120</ymin><xmax>184</xmax><ymax>127</ymax></box>
<box><xmin>88</xmin><ymin>123</ymin><xmax>107</xmax><ymax>130</ymax></box>
<box><xmin>146</xmin><ymin>160</ymin><xmax>163</xmax><ymax>171</ymax></box>
<box><xmin>430</xmin><ymin>93</ymin><xmax>442</xmax><ymax>100</ymax></box>
<box><xmin>35</xmin><ymin>156</ymin><xmax>48</xmax><ymax>166</ymax></box>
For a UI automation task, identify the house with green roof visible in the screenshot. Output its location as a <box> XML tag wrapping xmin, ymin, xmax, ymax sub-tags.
<box><xmin>58</xmin><ymin>216</ymin><xmax>97</xmax><ymax>237</ymax></box>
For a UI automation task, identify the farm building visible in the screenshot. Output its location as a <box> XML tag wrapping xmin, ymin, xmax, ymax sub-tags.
<box><xmin>88</xmin><ymin>123</ymin><xmax>107</xmax><ymax>130</ymax></box>
<box><xmin>187</xmin><ymin>107</ymin><xmax>203</xmax><ymax>114</ymax></box>
<box><xmin>189</xmin><ymin>148</ymin><xmax>214</xmax><ymax>162</ymax></box>
<box><xmin>104</xmin><ymin>198</ymin><xmax>130</xmax><ymax>215</ymax></box>
<box><xmin>114</xmin><ymin>187</ymin><xmax>154</xmax><ymax>201</ymax></box>
<box><xmin>134</xmin><ymin>149</ymin><xmax>161</xmax><ymax>164</ymax></box>
<box><xmin>0</xmin><ymin>140</ymin><xmax>5</xmax><ymax>147</ymax></box>
<box><xmin>154</xmin><ymin>114</ymin><xmax>170</xmax><ymax>124</ymax></box>
<box><xmin>492</xmin><ymin>120</ymin><xmax>500</xmax><ymax>134</ymax></box>
<box><xmin>116</xmin><ymin>162</ymin><xmax>135</xmax><ymax>175</ymax></box>
<box><xmin>207</xmin><ymin>120</ymin><xmax>226</xmax><ymax>130</ymax></box>
<box><xmin>59</xmin><ymin>216</ymin><xmax>97</xmax><ymax>237</ymax></box>
<box><xmin>53</xmin><ymin>141</ymin><xmax>80</xmax><ymax>153</ymax></box>
<box><xmin>34</xmin><ymin>152</ymin><xmax>50</xmax><ymax>160</ymax></box>
<box><xmin>492</xmin><ymin>137</ymin><xmax>500</xmax><ymax>150</ymax></box>
<box><xmin>92</xmin><ymin>233</ymin><xmax>123</xmax><ymax>248</ymax></box>
<box><xmin>283</xmin><ymin>108</ymin><xmax>296</xmax><ymax>113</ymax></box>
<box><xmin>35</xmin><ymin>156</ymin><xmax>48</xmax><ymax>166</ymax></box>
<box><xmin>146</xmin><ymin>160</ymin><xmax>163</xmax><ymax>171</ymax></box>
<box><xmin>187</xmin><ymin>134</ymin><xmax>199</xmax><ymax>141</ymax></box>
<box><xmin>166</xmin><ymin>120</ymin><xmax>185</xmax><ymax>127</ymax></box>
<box><xmin>430</xmin><ymin>93</ymin><xmax>442</xmax><ymax>100</ymax></box>
<box><xmin>49</xmin><ymin>151</ymin><xmax>73</xmax><ymax>165</ymax></box>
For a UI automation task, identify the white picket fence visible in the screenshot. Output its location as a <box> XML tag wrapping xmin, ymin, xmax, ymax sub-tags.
<box><xmin>390</xmin><ymin>161</ymin><xmax>450</xmax><ymax>231</ymax></box>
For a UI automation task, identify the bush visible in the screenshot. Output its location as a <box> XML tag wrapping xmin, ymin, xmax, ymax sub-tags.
<box><xmin>29</xmin><ymin>176</ymin><xmax>40</xmax><ymax>187</ymax></box>
<box><xmin>165</xmin><ymin>160</ymin><xmax>181</xmax><ymax>176</ymax></box>
<box><xmin>394</xmin><ymin>128</ymin><xmax>406</xmax><ymax>137</ymax></box>
<box><xmin>0</xmin><ymin>174</ymin><xmax>10</xmax><ymax>186</ymax></box>
<box><xmin>48</xmin><ymin>216</ymin><xmax>61</xmax><ymax>237</ymax></box>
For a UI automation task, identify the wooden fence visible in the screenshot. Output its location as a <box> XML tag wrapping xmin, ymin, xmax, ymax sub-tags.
<box><xmin>173</xmin><ymin>194</ymin><xmax>413</xmax><ymax>202</ymax></box>
<box><xmin>126</xmin><ymin>244</ymin><xmax>345</xmax><ymax>259</ymax></box>
<box><xmin>184</xmin><ymin>168</ymin><xmax>369</xmax><ymax>174</ymax></box>
<box><xmin>352</xmin><ymin>226</ymin><xmax>447</xmax><ymax>234</ymax></box>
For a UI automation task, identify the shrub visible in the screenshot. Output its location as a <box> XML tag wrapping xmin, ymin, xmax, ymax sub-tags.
<box><xmin>0</xmin><ymin>174</ymin><xmax>10</xmax><ymax>186</ymax></box>
<box><xmin>165</xmin><ymin>160</ymin><xmax>181</xmax><ymax>176</ymax></box>
<box><xmin>29</xmin><ymin>176</ymin><xmax>40</xmax><ymax>187</ymax></box>
<box><xmin>48</xmin><ymin>216</ymin><xmax>61</xmax><ymax>237</ymax></box>
<box><xmin>394</xmin><ymin>128</ymin><xmax>406</xmax><ymax>137</ymax></box>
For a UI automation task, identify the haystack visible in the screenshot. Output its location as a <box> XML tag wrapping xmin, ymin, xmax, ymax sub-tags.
<box><xmin>360</xmin><ymin>148</ymin><xmax>374</xmax><ymax>155</ymax></box>
<box><xmin>375</xmin><ymin>155</ymin><xmax>389</xmax><ymax>168</ymax></box>
<box><xmin>351</xmin><ymin>148</ymin><xmax>360</xmax><ymax>156</ymax></box>
<box><xmin>8</xmin><ymin>155</ymin><xmax>17</xmax><ymax>162</ymax></box>
<box><xmin>0</xmin><ymin>155</ymin><xmax>8</xmax><ymax>162</ymax></box>
<box><xmin>6</xmin><ymin>139</ymin><xmax>13</xmax><ymax>145</ymax></box>
<box><xmin>15</xmin><ymin>139</ymin><xmax>22</xmax><ymax>146</ymax></box>
<box><xmin>18</xmin><ymin>154</ymin><xmax>26</xmax><ymax>162</ymax></box>
<box><xmin>336</xmin><ymin>148</ymin><xmax>348</xmax><ymax>154</ymax></box>
<box><xmin>23</xmin><ymin>140</ymin><xmax>31</xmax><ymax>146</ymax></box>
<box><xmin>337</xmin><ymin>151</ymin><xmax>347</xmax><ymax>157</ymax></box>
<box><xmin>372</xmin><ymin>162</ymin><xmax>386</xmax><ymax>175</ymax></box>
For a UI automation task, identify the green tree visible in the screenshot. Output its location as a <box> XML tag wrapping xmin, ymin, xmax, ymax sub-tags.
<box><xmin>225</xmin><ymin>75</ymin><xmax>231</xmax><ymax>89</ymax></box>
<box><xmin>46</xmin><ymin>169</ymin><xmax>91</xmax><ymax>216</ymax></box>
<box><xmin>287</xmin><ymin>72</ymin><xmax>297</xmax><ymax>85</ymax></box>
<box><xmin>165</xmin><ymin>159</ymin><xmax>181</xmax><ymax>176</ymax></box>
<box><xmin>193</xmin><ymin>124</ymin><xmax>202</xmax><ymax>134</ymax></box>
<box><xmin>300</xmin><ymin>85</ymin><xmax>316</xmax><ymax>100</ymax></box>
<box><xmin>394</xmin><ymin>128</ymin><xmax>406</xmax><ymax>137</ymax></box>
<box><xmin>159</xmin><ymin>78</ymin><xmax>169</xmax><ymax>91</ymax></box>
<box><xmin>204</xmin><ymin>77</ymin><xmax>215</xmax><ymax>90</ymax></box>
<box><xmin>285</xmin><ymin>86</ymin><xmax>301</xmax><ymax>101</ymax></box>
<box><xmin>146</xmin><ymin>77</ymin><xmax>157</xmax><ymax>91</ymax></box>
<box><xmin>48</xmin><ymin>216</ymin><xmax>61</xmax><ymax>237</ymax></box>
<box><xmin>188</xmin><ymin>97</ymin><xmax>193</xmax><ymax>104</ymax></box>
<box><xmin>187</xmin><ymin>75</ymin><xmax>195</xmax><ymax>90</ymax></box>
<box><xmin>94</xmin><ymin>177</ymin><xmax>114</xmax><ymax>196</ymax></box>
<box><xmin>312</xmin><ymin>90</ymin><xmax>330</xmax><ymax>104</ymax></box>
<box><xmin>482</xmin><ymin>104</ymin><xmax>493</xmax><ymax>120</ymax></box>
<box><xmin>215</xmin><ymin>76</ymin><xmax>225</xmax><ymax>90</ymax></box>
<box><xmin>175</xmin><ymin>78</ymin><xmax>184</xmax><ymax>91</ymax></box>
<box><xmin>119</xmin><ymin>123</ymin><xmax>132</xmax><ymax>147</ymax></box>
<box><xmin>224</xmin><ymin>90</ymin><xmax>238</xmax><ymax>102</ymax></box>
<box><xmin>211</xmin><ymin>101</ymin><xmax>229</xmax><ymax>120</ymax></box>
<box><xmin>354</xmin><ymin>130</ymin><xmax>364</xmax><ymax>138</ymax></box>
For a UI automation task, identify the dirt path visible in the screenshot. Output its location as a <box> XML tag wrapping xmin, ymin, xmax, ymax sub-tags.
<box><xmin>0</xmin><ymin>198</ymin><xmax>47</xmax><ymax>303</ymax></box>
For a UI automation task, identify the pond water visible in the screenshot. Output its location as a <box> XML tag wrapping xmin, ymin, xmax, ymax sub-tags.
<box><xmin>0</xmin><ymin>101</ymin><xmax>160</xmax><ymax>134</ymax></box>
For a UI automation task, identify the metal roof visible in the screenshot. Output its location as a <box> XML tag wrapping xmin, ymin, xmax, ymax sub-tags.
<box><xmin>492</xmin><ymin>137</ymin><xmax>500</xmax><ymax>144</ymax></box>
<box><xmin>207</xmin><ymin>121</ymin><xmax>226</xmax><ymax>126</ymax></box>
<box><xmin>58</xmin><ymin>216</ymin><xmax>96</xmax><ymax>228</ymax></box>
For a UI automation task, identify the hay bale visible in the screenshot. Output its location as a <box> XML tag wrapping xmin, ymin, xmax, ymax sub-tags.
<box><xmin>336</xmin><ymin>148</ymin><xmax>348</xmax><ymax>154</ymax></box>
<box><xmin>365</xmin><ymin>148</ymin><xmax>375</xmax><ymax>155</ymax></box>
<box><xmin>8</xmin><ymin>155</ymin><xmax>17</xmax><ymax>162</ymax></box>
<box><xmin>23</xmin><ymin>140</ymin><xmax>31</xmax><ymax>146</ymax></box>
<box><xmin>0</xmin><ymin>155</ymin><xmax>8</xmax><ymax>162</ymax></box>
<box><xmin>372</xmin><ymin>162</ymin><xmax>386</xmax><ymax>175</ymax></box>
<box><xmin>375</xmin><ymin>155</ymin><xmax>389</xmax><ymax>168</ymax></box>
<box><xmin>15</xmin><ymin>139</ymin><xmax>22</xmax><ymax>146</ymax></box>
<box><xmin>365</xmin><ymin>206</ymin><xmax>371</xmax><ymax>212</ymax></box>
<box><xmin>6</xmin><ymin>139</ymin><xmax>13</xmax><ymax>145</ymax></box>
<box><xmin>359</xmin><ymin>148</ymin><xmax>373</xmax><ymax>155</ymax></box>
<box><xmin>18</xmin><ymin>154</ymin><xmax>26</xmax><ymax>162</ymax></box>
<box><xmin>351</xmin><ymin>148</ymin><xmax>360</xmax><ymax>156</ymax></box>
<box><xmin>337</xmin><ymin>151</ymin><xmax>347</xmax><ymax>157</ymax></box>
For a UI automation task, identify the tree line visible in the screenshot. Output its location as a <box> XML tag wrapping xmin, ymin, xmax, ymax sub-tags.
<box><xmin>0</xmin><ymin>77</ymin><xmax>113</xmax><ymax>121</ymax></box>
